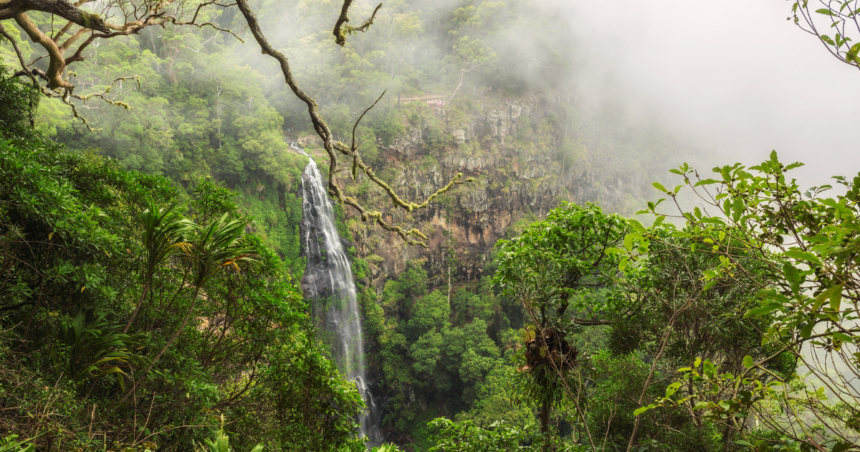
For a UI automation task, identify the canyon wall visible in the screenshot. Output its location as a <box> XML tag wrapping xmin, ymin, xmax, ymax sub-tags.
<box><xmin>304</xmin><ymin>94</ymin><xmax>666</xmax><ymax>289</ymax></box>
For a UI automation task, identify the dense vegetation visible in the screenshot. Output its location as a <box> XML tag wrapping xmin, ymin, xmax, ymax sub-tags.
<box><xmin>0</xmin><ymin>66</ymin><xmax>365</xmax><ymax>451</ymax></box>
<box><xmin>2</xmin><ymin>0</ymin><xmax>860</xmax><ymax>451</ymax></box>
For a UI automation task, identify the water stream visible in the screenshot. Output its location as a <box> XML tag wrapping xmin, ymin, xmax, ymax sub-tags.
<box><xmin>295</xmin><ymin>143</ymin><xmax>382</xmax><ymax>448</ymax></box>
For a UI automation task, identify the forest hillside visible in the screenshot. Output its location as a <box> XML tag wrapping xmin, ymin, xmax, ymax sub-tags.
<box><xmin>1</xmin><ymin>0</ymin><xmax>860</xmax><ymax>451</ymax></box>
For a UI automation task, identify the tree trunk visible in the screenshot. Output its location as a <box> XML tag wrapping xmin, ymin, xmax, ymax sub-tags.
<box><xmin>447</xmin><ymin>262</ymin><xmax>451</xmax><ymax>308</ymax></box>
<box><xmin>123</xmin><ymin>282</ymin><xmax>149</xmax><ymax>333</ymax></box>
<box><xmin>540</xmin><ymin>392</ymin><xmax>553</xmax><ymax>452</ymax></box>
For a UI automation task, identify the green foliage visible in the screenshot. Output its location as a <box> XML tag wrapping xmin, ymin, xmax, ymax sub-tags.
<box><xmin>620</xmin><ymin>152</ymin><xmax>860</xmax><ymax>451</ymax></box>
<box><xmin>50</xmin><ymin>311</ymin><xmax>150</xmax><ymax>390</ymax></box>
<box><xmin>0</xmin><ymin>64</ymin><xmax>37</xmax><ymax>141</ymax></box>
<box><xmin>0</xmin><ymin>434</ymin><xmax>36</xmax><ymax>452</ymax></box>
<box><xmin>195</xmin><ymin>428</ymin><xmax>263</xmax><ymax>452</ymax></box>
<box><xmin>0</xmin><ymin>67</ymin><xmax>365</xmax><ymax>451</ymax></box>
<box><xmin>494</xmin><ymin>202</ymin><xmax>630</xmax><ymax>330</ymax></box>
<box><xmin>362</xmin><ymin>261</ymin><xmax>512</xmax><ymax>433</ymax></box>
<box><xmin>408</xmin><ymin>290</ymin><xmax>450</xmax><ymax>339</ymax></box>
<box><xmin>371</xmin><ymin>444</ymin><xmax>403</xmax><ymax>452</ymax></box>
<box><xmin>254</xmin><ymin>329</ymin><xmax>366</xmax><ymax>451</ymax></box>
<box><xmin>371</xmin><ymin>112</ymin><xmax>404</xmax><ymax>147</ymax></box>
<box><xmin>427</xmin><ymin>418</ymin><xmax>525</xmax><ymax>452</ymax></box>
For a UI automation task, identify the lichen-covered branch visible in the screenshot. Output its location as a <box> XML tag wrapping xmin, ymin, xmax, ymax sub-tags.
<box><xmin>333</xmin><ymin>0</ymin><xmax>381</xmax><ymax>46</ymax></box>
<box><xmin>235</xmin><ymin>0</ymin><xmax>469</xmax><ymax>246</ymax></box>
<box><xmin>60</xmin><ymin>76</ymin><xmax>140</xmax><ymax>131</ymax></box>
<box><xmin>0</xmin><ymin>0</ymin><xmax>109</xmax><ymax>32</ymax></box>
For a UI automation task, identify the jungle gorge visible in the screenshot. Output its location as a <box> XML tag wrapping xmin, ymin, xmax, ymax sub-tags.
<box><xmin>1</xmin><ymin>0</ymin><xmax>860</xmax><ymax>451</ymax></box>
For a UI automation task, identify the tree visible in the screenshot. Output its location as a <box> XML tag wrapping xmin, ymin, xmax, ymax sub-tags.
<box><xmin>408</xmin><ymin>290</ymin><xmax>450</xmax><ymax>340</ymax></box>
<box><xmin>493</xmin><ymin>202</ymin><xmax>629</xmax><ymax>451</ymax></box>
<box><xmin>427</xmin><ymin>418</ymin><xmax>525</xmax><ymax>452</ymax></box>
<box><xmin>600</xmin><ymin>229</ymin><xmax>793</xmax><ymax>451</ymax></box>
<box><xmin>444</xmin><ymin>2</ymin><xmax>500</xmax><ymax>102</ymax></box>
<box><xmin>788</xmin><ymin>0</ymin><xmax>860</xmax><ymax>71</ymax></box>
<box><xmin>632</xmin><ymin>152</ymin><xmax>860</xmax><ymax>451</ymax></box>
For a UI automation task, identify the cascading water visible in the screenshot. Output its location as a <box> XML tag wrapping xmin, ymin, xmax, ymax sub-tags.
<box><xmin>294</xmin><ymin>143</ymin><xmax>382</xmax><ymax>448</ymax></box>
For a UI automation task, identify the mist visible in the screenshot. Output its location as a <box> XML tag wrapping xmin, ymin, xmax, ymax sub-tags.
<box><xmin>554</xmin><ymin>0</ymin><xmax>860</xmax><ymax>185</ymax></box>
<box><xmin>234</xmin><ymin>0</ymin><xmax>860</xmax><ymax>188</ymax></box>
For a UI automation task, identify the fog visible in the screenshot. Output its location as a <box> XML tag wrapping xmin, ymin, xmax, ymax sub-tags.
<box><xmin>554</xmin><ymin>0</ymin><xmax>860</xmax><ymax>185</ymax></box>
<box><xmin>237</xmin><ymin>0</ymin><xmax>860</xmax><ymax>187</ymax></box>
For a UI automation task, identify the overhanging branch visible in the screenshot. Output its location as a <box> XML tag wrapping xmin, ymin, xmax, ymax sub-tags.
<box><xmin>0</xmin><ymin>0</ymin><xmax>109</xmax><ymax>32</ymax></box>
<box><xmin>333</xmin><ymin>0</ymin><xmax>381</xmax><ymax>46</ymax></box>
<box><xmin>235</xmin><ymin>0</ymin><xmax>469</xmax><ymax>246</ymax></box>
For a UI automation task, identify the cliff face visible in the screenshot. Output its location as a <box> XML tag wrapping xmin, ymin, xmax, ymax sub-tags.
<box><xmin>308</xmin><ymin>94</ymin><xmax>661</xmax><ymax>289</ymax></box>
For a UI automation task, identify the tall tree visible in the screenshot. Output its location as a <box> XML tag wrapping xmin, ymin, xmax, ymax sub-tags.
<box><xmin>493</xmin><ymin>202</ymin><xmax>628</xmax><ymax>451</ymax></box>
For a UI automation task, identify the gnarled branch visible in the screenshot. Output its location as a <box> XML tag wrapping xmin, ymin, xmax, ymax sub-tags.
<box><xmin>333</xmin><ymin>0</ymin><xmax>381</xmax><ymax>46</ymax></box>
<box><xmin>0</xmin><ymin>0</ymin><xmax>109</xmax><ymax>32</ymax></box>
<box><xmin>235</xmin><ymin>0</ymin><xmax>469</xmax><ymax>246</ymax></box>
<box><xmin>2</xmin><ymin>0</ymin><xmax>239</xmax><ymax>128</ymax></box>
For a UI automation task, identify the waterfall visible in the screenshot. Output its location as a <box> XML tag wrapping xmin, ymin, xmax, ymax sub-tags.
<box><xmin>295</xmin><ymin>143</ymin><xmax>382</xmax><ymax>448</ymax></box>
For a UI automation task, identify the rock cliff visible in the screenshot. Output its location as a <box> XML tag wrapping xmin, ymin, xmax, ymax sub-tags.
<box><xmin>306</xmin><ymin>94</ymin><xmax>666</xmax><ymax>289</ymax></box>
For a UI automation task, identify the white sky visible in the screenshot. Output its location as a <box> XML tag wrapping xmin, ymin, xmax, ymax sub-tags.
<box><xmin>555</xmin><ymin>0</ymin><xmax>860</xmax><ymax>185</ymax></box>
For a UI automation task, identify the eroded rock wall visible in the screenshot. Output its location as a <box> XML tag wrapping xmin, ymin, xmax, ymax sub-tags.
<box><xmin>307</xmin><ymin>95</ymin><xmax>658</xmax><ymax>289</ymax></box>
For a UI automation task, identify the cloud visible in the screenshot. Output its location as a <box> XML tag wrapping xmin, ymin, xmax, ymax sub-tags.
<box><xmin>544</xmin><ymin>0</ymin><xmax>860</xmax><ymax>184</ymax></box>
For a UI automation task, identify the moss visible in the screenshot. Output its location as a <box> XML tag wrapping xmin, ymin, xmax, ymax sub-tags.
<box><xmin>79</xmin><ymin>12</ymin><xmax>104</xmax><ymax>30</ymax></box>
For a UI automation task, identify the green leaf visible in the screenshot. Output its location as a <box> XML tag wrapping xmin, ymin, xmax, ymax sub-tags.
<box><xmin>848</xmin><ymin>43</ymin><xmax>860</xmax><ymax>62</ymax></box>
<box><xmin>816</xmin><ymin>8</ymin><xmax>837</xmax><ymax>16</ymax></box>
<box><xmin>732</xmin><ymin>198</ymin><xmax>745</xmax><ymax>222</ymax></box>
<box><xmin>633</xmin><ymin>405</ymin><xmax>653</xmax><ymax>416</ymax></box>
<box><xmin>812</xmin><ymin>285</ymin><xmax>841</xmax><ymax>312</ymax></box>
<box><xmin>743</xmin><ymin>356</ymin><xmax>754</xmax><ymax>369</ymax></box>
<box><xmin>782</xmin><ymin>262</ymin><xmax>801</xmax><ymax>285</ymax></box>
<box><xmin>694</xmin><ymin>179</ymin><xmax>721</xmax><ymax>187</ymax></box>
<box><xmin>784</xmin><ymin>249</ymin><xmax>821</xmax><ymax>264</ymax></box>
<box><xmin>783</xmin><ymin>262</ymin><xmax>801</xmax><ymax>294</ymax></box>
<box><xmin>703</xmin><ymin>359</ymin><xmax>716</xmax><ymax>378</ymax></box>
<box><xmin>833</xmin><ymin>332</ymin><xmax>853</xmax><ymax>342</ymax></box>
<box><xmin>800</xmin><ymin>322</ymin><xmax>814</xmax><ymax>339</ymax></box>
<box><xmin>628</xmin><ymin>219</ymin><xmax>646</xmax><ymax>234</ymax></box>
<box><xmin>744</xmin><ymin>304</ymin><xmax>783</xmax><ymax>318</ymax></box>
<box><xmin>833</xmin><ymin>441</ymin><xmax>853</xmax><ymax>452</ymax></box>
<box><xmin>652</xmin><ymin>182</ymin><xmax>669</xmax><ymax>193</ymax></box>
<box><xmin>830</xmin><ymin>286</ymin><xmax>843</xmax><ymax>312</ymax></box>
<box><xmin>665</xmin><ymin>382</ymin><xmax>682</xmax><ymax>397</ymax></box>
